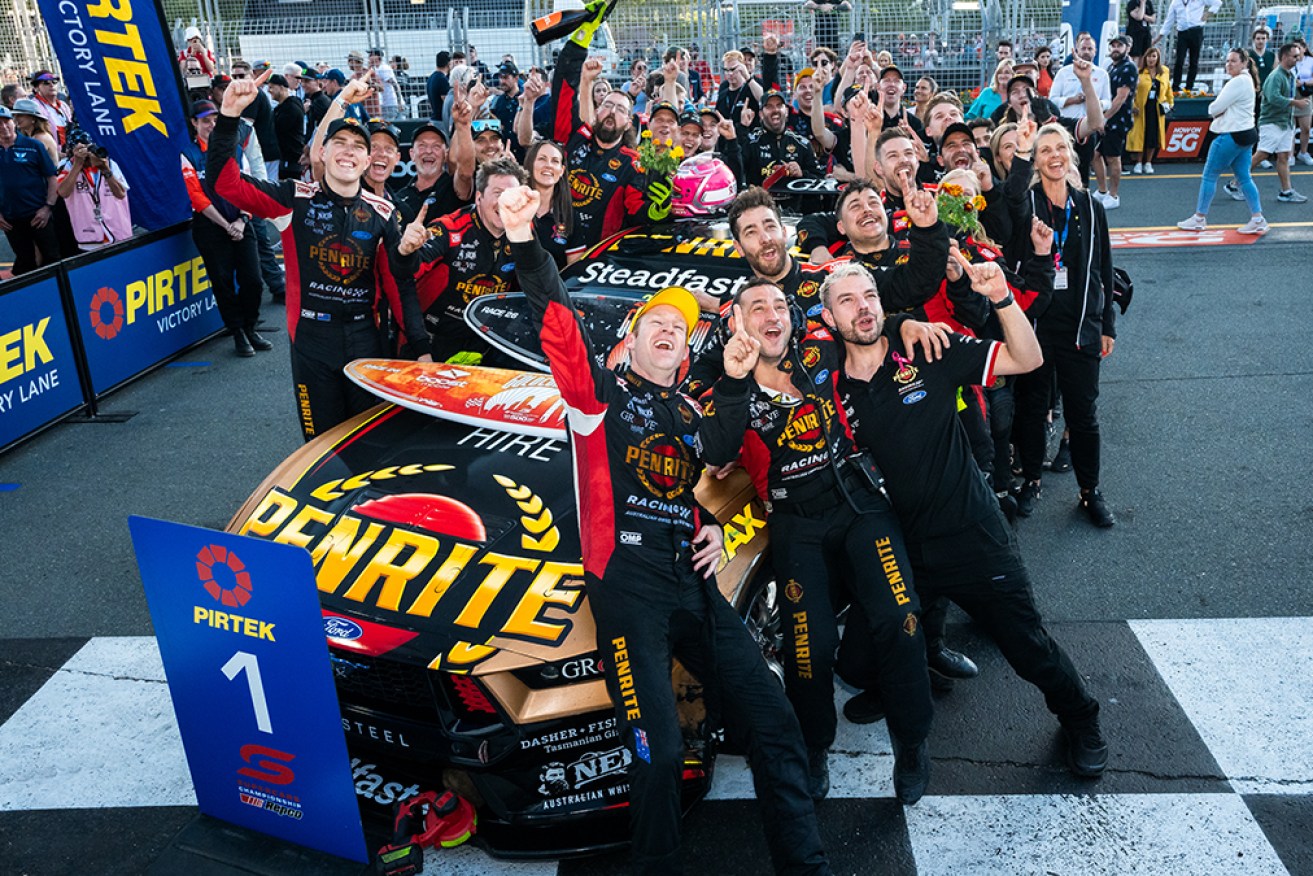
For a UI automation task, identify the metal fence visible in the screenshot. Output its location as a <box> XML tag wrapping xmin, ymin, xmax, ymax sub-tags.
<box><xmin>4</xmin><ymin>0</ymin><xmax>1309</xmax><ymax>106</ymax></box>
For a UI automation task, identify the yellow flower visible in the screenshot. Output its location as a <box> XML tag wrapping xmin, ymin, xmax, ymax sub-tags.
<box><xmin>664</xmin><ymin>139</ymin><xmax>673</xmax><ymax>147</ymax></box>
<box><xmin>642</xmin><ymin>129</ymin><xmax>652</xmax><ymax>139</ymax></box>
<box><xmin>942</xmin><ymin>183</ymin><xmax>964</xmax><ymax>197</ymax></box>
<box><xmin>671</xmin><ymin>146</ymin><xmax>685</xmax><ymax>159</ymax></box>
<box><xmin>972</xmin><ymin>195</ymin><xmax>986</xmax><ymax>210</ymax></box>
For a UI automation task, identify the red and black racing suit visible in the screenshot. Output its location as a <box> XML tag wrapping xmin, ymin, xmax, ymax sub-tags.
<box><xmin>208</xmin><ymin>114</ymin><xmax>427</xmax><ymax>441</ymax></box>
<box><xmin>700</xmin><ymin>329</ymin><xmax>933</xmax><ymax>757</ymax></box>
<box><xmin>512</xmin><ymin>232</ymin><xmax>829</xmax><ymax>876</ymax></box>
<box><xmin>551</xmin><ymin>37</ymin><xmax>668</xmax><ymax>254</ymax></box>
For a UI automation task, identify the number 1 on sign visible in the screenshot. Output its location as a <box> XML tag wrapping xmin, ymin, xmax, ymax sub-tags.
<box><xmin>222</xmin><ymin>651</ymin><xmax>273</xmax><ymax>733</ymax></box>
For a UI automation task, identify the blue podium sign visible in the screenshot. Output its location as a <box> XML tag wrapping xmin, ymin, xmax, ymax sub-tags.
<box><xmin>129</xmin><ymin>516</ymin><xmax>368</xmax><ymax>864</ymax></box>
<box><xmin>68</xmin><ymin>227</ymin><xmax>223</xmax><ymax>396</ymax></box>
<box><xmin>0</xmin><ymin>271</ymin><xmax>86</xmax><ymax>450</ymax></box>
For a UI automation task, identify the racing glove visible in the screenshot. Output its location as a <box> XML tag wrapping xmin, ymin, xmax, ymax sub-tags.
<box><xmin>646</xmin><ymin>177</ymin><xmax>673</xmax><ymax>223</ymax></box>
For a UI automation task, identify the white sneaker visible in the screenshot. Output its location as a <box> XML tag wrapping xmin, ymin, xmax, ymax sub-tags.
<box><xmin>1259</xmin><ymin>159</ymin><xmax>1274</xmax><ymax>169</ymax></box>
<box><xmin>1144</xmin><ymin>163</ymin><xmax>1154</xmax><ymax>174</ymax></box>
<box><xmin>1277</xmin><ymin>188</ymin><xmax>1309</xmax><ymax>203</ymax></box>
<box><xmin>1236</xmin><ymin>216</ymin><xmax>1269</xmax><ymax>235</ymax></box>
<box><xmin>1288</xmin><ymin>154</ymin><xmax>1296</xmax><ymax>166</ymax></box>
<box><xmin>1299</xmin><ymin>153</ymin><xmax>1313</xmax><ymax>166</ymax></box>
<box><xmin>1177</xmin><ymin>214</ymin><xmax>1207</xmax><ymax>231</ymax></box>
<box><xmin>1224</xmin><ymin>180</ymin><xmax>1245</xmax><ymax>201</ymax></box>
<box><xmin>1132</xmin><ymin>163</ymin><xmax>1143</xmax><ymax>174</ymax></box>
<box><xmin>1102</xmin><ymin>194</ymin><xmax>1121</xmax><ymax>209</ymax></box>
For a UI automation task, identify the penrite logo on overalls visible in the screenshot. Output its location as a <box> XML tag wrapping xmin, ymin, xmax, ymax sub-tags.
<box><xmin>776</xmin><ymin>400</ymin><xmax>830</xmax><ymax>453</ymax></box>
<box><xmin>570</xmin><ymin>168</ymin><xmax>605</xmax><ymax>207</ymax></box>
<box><xmin>456</xmin><ymin>273</ymin><xmax>510</xmax><ymax>304</ymax></box>
<box><xmin>626</xmin><ymin>433</ymin><xmax>694</xmax><ymax>500</ymax></box>
<box><xmin>310</xmin><ymin>235</ymin><xmax>369</xmax><ymax>285</ymax></box>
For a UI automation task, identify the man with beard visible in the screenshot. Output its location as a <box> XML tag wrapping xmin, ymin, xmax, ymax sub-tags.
<box><xmin>737</xmin><ymin>90</ymin><xmax>822</xmax><ymax>188</ymax></box>
<box><xmin>489</xmin><ymin>61</ymin><xmax>522</xmax><ymax>134</ymax></box>
<box><xmin>499</xmin><ymin>183</ymin><xmax>832</xmax><ymax>876</ymax></box>
<box><xmin>471</xmin><ymin>118</ymin><xmax>507</xmax><ymax>166</ymax></box>
<box><xmin>211</xmin><ymin>71</ymin><xmax>431</xmax><ymax>441</ymax></box>
<box><xmin>1092</xmin><ymin>35</ymin><xmax>1138</xmax><ymax>209</ymax></box>
<box><xmin>392</xmin><ymin>113</ymin><xmax>475</xmax><ymax>225</ymax></box>
<box><xmin>824</xmin><ymin>257</ymin><xmax>1110</xmax><ymax>780</ymax></box>
<box><xmin>399</xmin><ymin>156</ymin><xmax>527</xmax><ymax>365</ymax></box>
<box><xmin>699</xmin><ymin>278</ymin><xmax>939</xmax><ymax>805</ymax></box>
<box><xmin>716</xmin><ymin>50</ymin><xmax>764</xmax><ymax>140</ymax></box>
<box><xmin>1049</xmin><ymin>34</ymin><xmax>1112</xmax><ymax>182</ymax></box>
<box><xmin>548</xmin><ymin>6</ymin><xmax>669</xmax><ymax>255</ymax></box>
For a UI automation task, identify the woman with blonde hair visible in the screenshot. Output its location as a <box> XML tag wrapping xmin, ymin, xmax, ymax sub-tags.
<box><xmin>1127</xmin><ymin>46</ymin><xmax>1173</xmax><ymax>173</ymax></box>
<box><xmin>967</xmin><ymin>60</ymin><xmax>1013</xmax><ymax>119</ymax></box>
<box><xmin>10</xmin><ymin>99</ymin><xmax>58</xmax><ymax>163</ymax></box>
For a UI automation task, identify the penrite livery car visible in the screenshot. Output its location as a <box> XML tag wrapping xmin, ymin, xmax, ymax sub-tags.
<box><xmin>226</xmin><ymin>220</ymin><xmax>798</xmax><ymax>857</ymax></box>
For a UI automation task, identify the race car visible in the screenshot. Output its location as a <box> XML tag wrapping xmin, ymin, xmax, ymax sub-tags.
<box><xmin>226</xmin><ymin>217</ymin><xmax>796</xmax><ymax>858</ymax></box>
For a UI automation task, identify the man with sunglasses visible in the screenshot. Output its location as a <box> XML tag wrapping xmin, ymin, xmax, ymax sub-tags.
<box><xmin>549</xmin><ymin>0</ymin><xmax>671</xmax><ymax>255</ymax></box>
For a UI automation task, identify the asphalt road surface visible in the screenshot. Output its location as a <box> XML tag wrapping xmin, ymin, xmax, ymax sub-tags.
<box><xmin>2</xmin><ymin>163</ymin><xmax>1311</xmax><ymax>875</ymax></box>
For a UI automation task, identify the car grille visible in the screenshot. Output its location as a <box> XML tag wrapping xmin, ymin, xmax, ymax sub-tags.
<box><xmin>329</xmin><ymin>650</ymin><xmax>439</xmax><ymax>720</ymax></box>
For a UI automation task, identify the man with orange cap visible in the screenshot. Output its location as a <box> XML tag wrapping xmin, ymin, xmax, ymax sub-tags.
<box><xmin>499</xmin><ymin>184</ymin><xmax>831</xmax><ymax>876</ymax></box>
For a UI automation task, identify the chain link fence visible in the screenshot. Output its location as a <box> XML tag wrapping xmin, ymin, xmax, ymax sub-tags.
<box><xmin>4</xmin><ymin>0</ymin><xmax>1310</xmax><ymax>105</ymax></box>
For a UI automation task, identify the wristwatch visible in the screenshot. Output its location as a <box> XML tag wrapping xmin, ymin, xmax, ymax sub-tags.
<box><xmin>992</xmin><ymin>292</ymin><xmax>1016</xmax><ymax>309</ymax></box>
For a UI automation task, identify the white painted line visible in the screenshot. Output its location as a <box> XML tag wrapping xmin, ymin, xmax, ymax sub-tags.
<box><xmin>0</xmin><ymin>637</ymin><xmax>196</xmax><ymax>811</ymax></box>
<box><xmin>906</xmin><ymin>794</ymin><xmax>1290</xmax><ymax>875</ymax></box>
<box><xmin>1131</xmin><ymin>618</ymin><xmax>1313</xmax><ymax>795</ymax></box>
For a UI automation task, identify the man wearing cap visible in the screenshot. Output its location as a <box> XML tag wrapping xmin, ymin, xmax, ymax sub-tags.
<box><xmin>1092</xmin><ymin>35</ymin><xmax>1137</xmax><ymax>210</ymax></box>
<box><xmin>874</xmin><ymin>65</ymin><xmax>926</xmax><ymax>138</ymax></box>
<box><xmin>645</xmin><ymin>99</ymin><xmax>681</xmax><ymax>151</ymax></box>
<box><xmin>392</xmin><ymin>113</ymin><xmax>475</xmax><ymax>225</ymax></box>
<box><xmin>738</xmin><ymin>89</ymin><xmax>821</xmax><ymax>188</ymax></box>
<box><xmin>470</xmin><ymin>117</ymin><xmax>507</xmax><ymax>165</ymax></box>
<box><xmin>268</xmin><ymin>75</ymin><xmax>306</xmax><ymax>180</ymax></box>
<box><xmin>301</xmin><ymin>66</ymin><xmax>331</xmax><ymax>137</ymax></box>
<box><xmin>498</xmin><ymin>182</ymin><xmax>833</xmax><ymax>876</ymax></box>
<box><xmin>177</xmin><ymin>27</ymin><xmax>216</xmax><ymax>78</ymax></box>
<box><xmin>677</xmin><ymin>109</ymin><xmax>706</xmax><ymax>157</ymax></box>
<box><xmin>0</xmin><ymin>105</ymin><xmax>61</xmax><ymax>275</ymax></box>
<box><xmin>489</xmin><ymin>61</ymin><xmax>522</xmax><ymax>134</ymax></box>
<box><xmin>229</xmin><ymin>60</ymin><xmax>281</xmax><ymax>178</ymax></box>
<box><xmin>369</xmin><ymin>48</ymin><xmax>401</xmax><ymax>121</ymax></box>
<box><xmin>211</xmin><ymin>70</ymin><xmax>431</xmax><ymax>440</ymax></box>
<box><xmin>548</xmin><ymin>6</ymin><xmax>672</xmax><ymax>254</ymax></box>
<box><xmin>28</xmin><ymin>71</ymin><xmax>72</xmax><ymax>147</ymax></box>
<box><xmin>990</xmin><ymin>68</ymin><xmax>1061</xmax><ymax>125</ymax></box>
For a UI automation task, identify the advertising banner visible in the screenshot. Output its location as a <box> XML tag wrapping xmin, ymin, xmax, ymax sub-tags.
<box><xmin>1160</xmin><ymin>119</ymin><xmax>1212</xmax><ymax>160</ymax></box>
<box><xmin>67</xmin><ymin>226</ymin><xmax>223</xmax><ymax>396</ymax></box>
<box><xmin>1060</xmin><ymin>0</ymin><xmax>1118</xmax><ymax>60</ymax></box>
<box><xmin>35</xmin><ymin>0</ymin><xmax>192</xmax><ymax>230</ymax></box>
<box><xmin>129</xmin><ymin>516</ymin><xmax>369</xmax><ymax>864</ymax></box>
<box><xmin>0</xmin><ymin>271</ymin><xmax>86</xmax><ymax>450</ymax></box>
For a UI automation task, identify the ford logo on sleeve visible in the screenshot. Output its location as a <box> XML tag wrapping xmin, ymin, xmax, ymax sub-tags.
<box><xmin>324</xmin><ymin>615</ymin><xmax>365</xmax><ymax>640</ymax></box>
<box><xmin>902</xmin><ymin>390</ymin><xmax>927</xmax><ymax>405</ymax></box>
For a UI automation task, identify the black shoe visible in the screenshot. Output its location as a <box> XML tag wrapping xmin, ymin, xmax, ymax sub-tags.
<box><xmin>1014</xmin><ymin>480</ymin><xmax>1041</xmax><ymax>517</ymax></box>
<box><xmin>1079</xmin><ymin>489</ymin><xmax>1115</xmax><ymax>528</ymax></box>
<box><xmin>1062</xmin><ymin>719</ymin><xmax>1109</xmax><ymax>778</ymax></box>
<box><xmin>929</xmin><ymin>672</ymin><xmax>956</xmax><ymax>693</ymax></box>
<box><xmin>842</xmin><ymin>690</ymin><xmax>885</xmax><ymax>725</ymax></box>
<box><xmin>244</xmin><ymin>328</ymin><xmax>273</xmax><ymax>351</ymax></box>
<box><xmin>807</xmin><ymin>746</ymin><xmax>830</xmax><ymax>801</ymax></box>
<box><xmin>997</xmin><ymin>491</ymin><xmax>1018</xmax><ymax>522</ymax></box>
<box><xmin>1048</xmin><ymin>438</ymin><xmax>1072</xmax><ymax>473</ymax></box>
<box><xmin>270</xmin><ymin>290</ymin><xmax>285</xmax><ymax>303</ymax></box>
<box><xmin>927</xmin><ymin>646</ymin><xmax>978</xmax><ymax>679</ymax></box>
<box><xmin>233</xmin><ymin>332</ymin><xmax>254</xmax><ymax>357</ymax></box>
<box><xmin>891</xmin><ymin>736</ymin><xmax>930</xmax><ymax>805</ymax></box>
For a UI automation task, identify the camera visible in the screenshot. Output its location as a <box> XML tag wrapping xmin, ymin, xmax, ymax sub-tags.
<box><xmin>65</xmin><ymin>128</ymin><xmax>109</xmax><ymax>160</ymax></box>
<box><xmin>1299</xmin><ymin>81</ymin><xmax>1313</xmax><ymax>98</ymax></box>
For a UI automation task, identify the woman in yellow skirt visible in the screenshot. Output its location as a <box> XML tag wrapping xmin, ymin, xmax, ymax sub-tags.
<box><xmin>1128</xmin><ymin>47</ymin><xmax>1174</xmax><ymax>173</ymax></box>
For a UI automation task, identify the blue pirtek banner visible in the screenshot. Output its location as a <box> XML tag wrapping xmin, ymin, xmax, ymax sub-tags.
<box><xmin>130</xmin><ymin>516</ymin><xmax>369</xmax><ymax>863</ymax></box>
<box><xmin>67</xmin><ymin>225</ymin><xmax>223</xmax><ymax>395</ymax></box>
<box><xmin>0</xmin><ymin>271</ymin><xmax>85</xmax><ymax>449</ymax></box>
<box><xmin>35</xmin><ymin>0</ymin><xmax>191</xmax><ymax>230</ymax></box>
<box><xmin>1061</xmin><ymin>0</ymin><xmax>1118</xmax><ymax>60</ymax></box>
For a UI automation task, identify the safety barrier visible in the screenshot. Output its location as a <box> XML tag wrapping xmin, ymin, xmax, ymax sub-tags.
<box><xmin>0</xmin><ymin>222</ymin><xmax>223</xmax><ymax>455</ymax></box>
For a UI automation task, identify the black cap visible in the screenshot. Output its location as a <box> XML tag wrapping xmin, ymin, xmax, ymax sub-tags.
<box><xmin>1006</xmin><ymin>74</ymin><xmax>1036</xmax><ymax>95</ymax></box>
<box><xmin>471</xmin><ymin>117</ymin><xmax>505</xmax><ymax>138</ymax></box>
<box><xmin>191</xmin><ymin>99</ymin><xmax>218</xmax><ymax>118</ymax></box>
<box><xmin>497</xmin><ymin>61</ymin><xmax>519</xmax><ymax>77</ymax></box>
<box><xmin>412</xmin><ymin>121</ymin><xmax>448</xmax><ymax>143</ymax></box>
<box><xmin>1109</xmin><ymin>33</ymin><xmax>1132</xmax><ymax>46</ymax></box>
<box><xmin>648</xmin><ymin>99</ymin><xmax>680</xmax><ymax>121</ymax></box>
<box><xmin>879</xmin><ymin>65</ymin><xmax>904</xmax><ymax>81</ymax></box>
<box><xmin>267</xmin><ymin>74</ymin><xmax>289</xmax><ymax>88</ymax></box>
<box><xmin>842</xmin><ymin>83</ymin><xmax>867</xmax><ymax>105</ymax></box>
<box><xmin>678</xmin><ymin>110</ymin><xmax>703</xmax><ymax>128</ymax></box>
<box><xmin>369</xmin><ymin>120</ymin><xmax>401</xmax><ymax>147</ymax></box>
<box><xmin>210</xmin><ymin>74</ymin><xmax>231</xmax><ymax>88</ymax></box>
<box><xmin>325</xmin><ymin>116</ymin><xmax>371</xmax><ymax>148</ymax></box>
<box><xmin>940</xmin><ymin>122</ymin><xmax>975</xmax><ymax>145</ymax></box>
<box><xmin>299</xmin><ymin>66</ymin><xmax>320</xmax><ymax>80</ymax></box>
<box><xmin>761</xmin><ymin>89</ymin><xmax>788</xmax><ymax>106</ymax></box>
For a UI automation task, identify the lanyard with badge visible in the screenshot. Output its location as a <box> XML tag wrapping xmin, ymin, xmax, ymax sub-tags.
<box><xmin>1051</xmin><ymin>196</ymin><xmax>1072</xmax><ymax>291</ymax></box>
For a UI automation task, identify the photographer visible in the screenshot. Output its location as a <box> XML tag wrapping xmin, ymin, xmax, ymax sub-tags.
<box><xmin>55</xmin><ymin>129</ymin><xmax>132</xmax><ymax>252</ymax></box>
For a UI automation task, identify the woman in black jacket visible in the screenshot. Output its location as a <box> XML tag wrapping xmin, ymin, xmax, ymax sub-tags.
<box><xmin>1012</xmin><ymin>122</ymin><xmax>1117</xmax><ymax>527</ymax></box>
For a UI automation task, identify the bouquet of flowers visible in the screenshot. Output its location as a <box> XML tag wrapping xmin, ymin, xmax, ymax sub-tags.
<box><xmin>638</xmin><ymin>129</ymin><xmax>685</xmax><ymax>178</ymax></box>
<box><xmin>936</xmin><ymin>182</ymin><xmax>987</xmax><ymax>238</ymax></box>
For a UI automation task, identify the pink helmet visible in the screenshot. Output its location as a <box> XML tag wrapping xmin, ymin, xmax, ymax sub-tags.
<box><xmin>672</xmin><ymin>153</ymin><xmax>738</xmax><ymax>217</ymax></box>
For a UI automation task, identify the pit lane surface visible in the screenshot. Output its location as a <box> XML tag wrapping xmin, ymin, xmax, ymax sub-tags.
<box><xmin>2</xmin><ymin>164</ymin><xmax>1311</xmax><ymax>874</ymax></box>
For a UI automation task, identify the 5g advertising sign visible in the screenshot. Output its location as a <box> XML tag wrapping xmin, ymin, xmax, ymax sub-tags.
<box><xmin>129</xmin><ymin>516</ymin><xmax>368</xmax><ymax>863</ymax></box>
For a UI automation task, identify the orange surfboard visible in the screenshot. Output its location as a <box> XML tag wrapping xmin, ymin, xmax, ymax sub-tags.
<box><xmin>344</xmin><ymin>359</ymin><xmax>568</xmax><ymax>439</ymax></box>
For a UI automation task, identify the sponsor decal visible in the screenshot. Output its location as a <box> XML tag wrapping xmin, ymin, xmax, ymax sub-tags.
<box><xmin>341</xmin><ymin>717</ymin><xmax>412</xmax><ymax>749</ymax></box>
<box><xmin>776</xmin><ymin>401</ymin><xmax>828</xmax><ymax>453</ymax></box>
<box><xmin>813</xmin><ymin>368</ymin><xmax>829</xmax><ymax>385</ymax></box>
<box><xmin>792</xmin><ymin>611</ymin><xmax>812</xmax><ymax>679</ymax></box>
<box><xmin>602</xmin><ymin>172</ymin><xmax>617</xmax><ymax>182</ymax></box>
<box><xmin>570</xmin><ymin>168</ymin><xmax>605</xmax><ymax>208</ymax></box>
<box><xmin>902</xmin><ymin>390</ymin><xmax>926</xmax><ymax>405</ymax></box>
<box><xmin>784</xmin><ymin>579</ymin><xmax>803</xmax><ymax>603</ymax></box>
<box><xmin>877</xmin><ymin>536</ymin><xmax>911</xmax><ymax>606</ymax></box>
<box><xmin>903</xmin><ymin>612</ymin><xmax>918</xmax><ymax>636</ymax></box>
<box><xmin>351</xmin><ymin>230</ymin><xmax>372</xmax><ymax>240</ymax></box>
<box><xmin>309</xmin><ymin>235</ymin><xmax>369</xmax><ymax>285</ymax></box>
<box><xmin>520</xmin><ymin>717</ymin><xmax>619</xmax><ymax>754</ymax></box>
<box><xmin>801</xmin><ymin>346</ymin><xmax>821</xmax><ymax>368</ymax></box>
<box><xmin>620</xmin><ymin>531</ymin><xmax>642</xmax><ymax>545</ymax></box>
<box><xmin>538</xmin><ymin>745</ymin><xmax>634</xmax><ymax>799</ymax></box>
<box><xmin>577</xmin><ymin>261</ymin><xmax>748</xmax><ymax>299</ymax></box>
<box><xmin>349</xmin><ymin>758</ymin><xmax>421</xmax><ymax>806</ymax></box>
<box><xmin>455</xmin><ymin>273</ymin><xmax>510</xmax><ymax>304</ymax></box>
<box><xmin>192</xmin><ymin>543</ymin><xmax>276</xmax><ymax>641</ymax></box>
<box><xmin>323</xmin><ymin>615</ymin><xmax>363</xmax><ymax>640</ymax></box>
<box><xmin>88</xmin><ymin>287</ymin><xmax>125</xmax><ymax>339</ymax></box>
<box><xmin>612</xmin><ymin>637</ymin><xmax>641</xmax><ymax>721</ymax></box>
<box><xmin>626</xmin><ymin>433</ymin><xmax>694</xmax><ymax>500</ymax></box>
<box><xmin>891</xmin><ymin>351</ymin><xmax>919</xmax><ymax>385</ymax></box>
<box><xmin>806</xmin><ymin>302</ymin><xmax>823</xmax><ymax>317</ymax></box>
<box><xmin>720</xmin><ymin>503</ymin><xmax>766</xmax><ymax>563</ymax></box>
<box><xmin>608</xmin><ymin>157</ymin><xmax>622</xmax><ymax>170</ymax></box>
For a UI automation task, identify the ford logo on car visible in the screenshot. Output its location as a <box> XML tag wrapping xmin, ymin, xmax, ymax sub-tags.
<box><xmin>324</xmin><ymin>615</ymin><xmax>364</xmax><ymax>640</ymax></box>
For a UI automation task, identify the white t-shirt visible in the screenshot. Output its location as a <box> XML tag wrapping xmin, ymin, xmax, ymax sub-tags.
<box><xmin>1049</xmin><ymin>63</ymin><xmax>1111</xmax><ymax>120</ymax></box>
<box><xmin>375</xmin><ymin>62</ymin><xmax>400</xmax><ymax>109</ymax></box>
